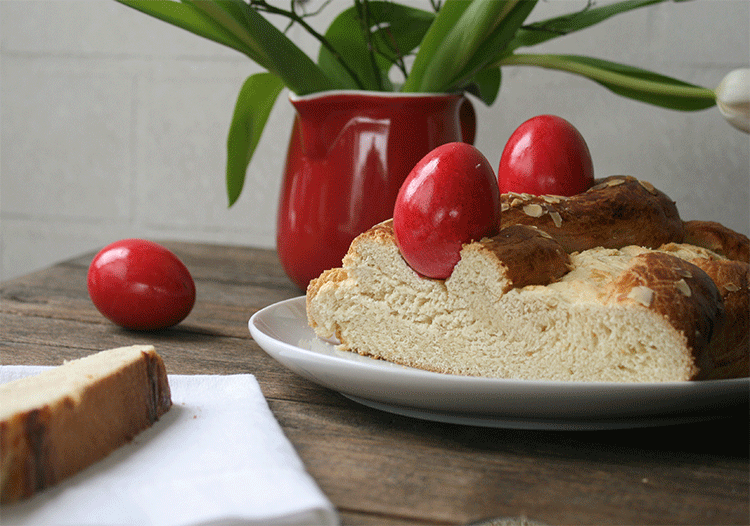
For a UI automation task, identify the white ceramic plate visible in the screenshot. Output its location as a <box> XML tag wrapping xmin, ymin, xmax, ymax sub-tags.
<box><xmin>249</xmin><ymin>297</ymin><xmax>749</xmax><ymax>430</ymax></box>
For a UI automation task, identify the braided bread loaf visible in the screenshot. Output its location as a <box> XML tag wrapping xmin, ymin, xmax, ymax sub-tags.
<box><xmin>307</xmin><ymin>177</ymin><xmax>748</xmax><ymax>382</ymax></box>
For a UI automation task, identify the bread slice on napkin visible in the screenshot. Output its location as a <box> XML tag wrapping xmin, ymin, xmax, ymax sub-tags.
<box><xmin>0</xmin><ymin>345</ymin><xmax>171</xmax><ymax>503</ymax></box>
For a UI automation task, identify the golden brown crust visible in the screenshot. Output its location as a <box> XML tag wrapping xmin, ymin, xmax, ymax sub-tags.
<box><xmin>0</xmin><ymin>346</ymin><xmax>171</xmax><ymax>503</ymax></box>
<box><xmin>683</xmin><ymin>220</ymin><xmax>750</xmax><ymax>262</ymax></box>
<box><xmin>472</xmin><ymin>225</ymin><xmax>571</xmax><ymax>290</ymax></box>
<box><xmin>607</xmin><ymin>252</ymin><xmax>725</xmax><ymax>378</ymax></box>
<box><xmin>307</xmin><ymin>267</ymin><xmax>347</xmax><ymax>331</ymax></box>
<box><xmin>500</xmin><ymin>176</ymin><xmax>684</xmax><ymax>253</ymax></box>
<box><xmin>354</xmin><ymin>218</ymin><xmax>396</xmax><ymax>244</ymax></box>
<box><xmin>685</xmin><ymin>257</ymin><xmax>749</xmax><ymax>379</ymax></box>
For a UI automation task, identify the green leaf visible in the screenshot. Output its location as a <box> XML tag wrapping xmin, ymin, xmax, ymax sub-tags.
<box><xmin>116</xmin><ymin>0</ymin><xmax>261</xmax><ymax>58</ymax></box>
<box><xmin>507</xmin><ymin>0</ymin><xmax>669</xmax><ymax>51</ymax></box>
<box><xmin>445</xmin><ymin>0</ymin><xmax>537</xmax><ymax>92</ymax></box>
<box><xmin>226</xmin><ymin>72</ymin><xmax>284</xmax><ymax>206</ymax></box>
<box><xmin>498</xmin><ymin>54</ymin><xmax>716</xmax><ymax>111</ymax></box>
<box><xmin>405</xmin><ymin>0</ymin><xmax>539</xmax><ymax>94</ymax></box>
<box><xmin>401</xmin><ymin>0</ymin><xmax>472</xmax><ymax>92</ymax></box>
<box><xmin>317</xmin><ymin>5</ymin><xmax>385</xmax><ymax>90</ymax></box>
<box><xmin>464</xmin><ymin>67</ymin><xmax>502</xmax><ymax>106</ymax></box>
<box><xmin>317</xmin><ymin>2</ymin><xmax>434</xmax><ymax>91</ymax></box>
<box><xmin>117</xmin><ymin>0</ymin><xmax>337</xmax><ymax>95</ymax></box>
<box><xmin>185</xmin><ymin>0</ymin><xmax>335</xmax><ymax>95</ymax></box>
<box><xmin>368</xmin><ymin>5</ymin><xmax>434</xmax><ymax>71</ymax></box>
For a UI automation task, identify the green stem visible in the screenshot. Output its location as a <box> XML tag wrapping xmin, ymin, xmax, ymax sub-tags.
<box><xmin>355</xmin><ymin>0</ymin><xmax>385</xmax><ymax>91</ymax></box>
<box><xmin>495</xmin><ymin>53</ymin><xmax>716</xmax><ymax>100</ymax></box>
<box><xmin>252</xmin><ymin>0</ymin><xmax>367</xmax><ymax>89</ymax></box>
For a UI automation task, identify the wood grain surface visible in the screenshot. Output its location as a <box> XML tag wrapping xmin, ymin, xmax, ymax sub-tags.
<box><xmin>1</xmin><ymin>241</ymin><xmax>748</xmax><ymax>526</ymax></box>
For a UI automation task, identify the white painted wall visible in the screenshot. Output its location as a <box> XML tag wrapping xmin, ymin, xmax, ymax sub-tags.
<box><xmin>2</xmin><ymin>0</ymin><xmax>748</xmax><ymax>281</ymax></box>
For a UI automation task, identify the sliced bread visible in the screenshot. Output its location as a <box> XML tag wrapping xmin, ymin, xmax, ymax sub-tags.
<box><xmin>0</xmin><ymin>345</ymin><xmax>171</xmax><ymax>503</ymax></box>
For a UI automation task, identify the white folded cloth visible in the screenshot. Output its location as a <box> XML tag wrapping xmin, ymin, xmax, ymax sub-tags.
<box><xmin>1</xmin><ymin>367</ymin><xmax>338</xmax><ymax>526</ymax></box>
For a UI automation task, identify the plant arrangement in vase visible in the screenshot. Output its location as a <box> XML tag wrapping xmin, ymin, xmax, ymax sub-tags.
<box><xmin>117</xmin><ymin>0</ymin><xmax>742</xmax><ymax>201</ymax></box>
<box><xmin>117</xmin><ymin>0</ymin><xmax>748</xmax><ymax>288</ymax></box>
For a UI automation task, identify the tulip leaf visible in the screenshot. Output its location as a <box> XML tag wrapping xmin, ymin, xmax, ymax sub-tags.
<box><xmin>499</xmin><ymin>54</ymin><xmax>716</xmax><ymax>111</ymax></box>
<box><xmin>507</xmin><ymin>0</ymin><xmax>669</xmax><ymax>51</ymax></box>
<box><xmin>369</xmin><ymin>5</ymin><xmax>434</xmax><ymax>84</ymax></box>
<box><xmin>116</xmin><ymin>0</ymin><xmax>261</xmax><ymax>58</ymax></box>
<box><xmin>401</xmin><ymin>0</ymin><xmax>472</xmax><ymax>92</ymax></box>
<box><xmin>317</xmin><ymin>3</ymin><xmax>389</xmax><ymax>91</ymax></box>
<box><xmin>464</xmin><ymin>67</ymin><xmax>502</xmax><ymax>107</ymax></box>
<box><xmin>226</xmin><ymin>72</ymin><xmax>285</xmax><ymax>206</ymax></box>
<box><xmin>185</xmin><ymin>0</ymin><xmax>336</xmax><ymax>95</ymax></box>
<box><xmin>183</xmin><ymin>0</ymin><xmax>270</xmax><ymax>64</ymax></box>
<box><xmin>318</xmin><ymin>2</ymin><xmax>433</xmax><ymax>91</ymax></box>
<box><xmin>445</xmin><ymin>0</ymin><xmax>537</xmax><ymax>93</ymax></box>
<box><xmin>405</xmin><ymin>0</ymin><xmax>541</xmax><ymax>94</ymax></box>
<box><xmin>408</xmin><ymin>0</ymin><xmax>519</xmax><ymax>93</ymax></box>
<box><xmin>117</xmin><ymin>0</ymin><xmax>336</xmax><ymax>95</ymax></box>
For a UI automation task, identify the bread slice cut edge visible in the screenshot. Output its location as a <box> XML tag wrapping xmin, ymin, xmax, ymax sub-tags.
<box><xmin>0</xmin><ymin>345</ymin><xmax>172</xmax><ymax>504</ymax></box>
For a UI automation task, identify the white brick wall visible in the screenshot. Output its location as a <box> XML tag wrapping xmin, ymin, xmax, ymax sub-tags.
<box><xmin>2</xmin><ymin>0</ymin><xmax>748</xmax><ymax>281</ymax></box>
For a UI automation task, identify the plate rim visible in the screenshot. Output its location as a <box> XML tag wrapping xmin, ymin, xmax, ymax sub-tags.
<box><xmin>249</xmin><ymin>296</ymin><xmax>749</xmax><ymax>429</ymax></box>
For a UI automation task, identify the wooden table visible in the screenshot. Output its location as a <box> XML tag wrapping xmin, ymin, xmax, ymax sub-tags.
<box><xmin>2</xmin><ymin>242</ymin><xmax>748</xmax><ymax>526</ymax></box>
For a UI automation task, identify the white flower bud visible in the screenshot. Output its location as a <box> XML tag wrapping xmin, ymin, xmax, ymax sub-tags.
<box><xmin>716</xmin><ymin>68</ymin><xmax>750</xmax><ymax>133</ymax></box>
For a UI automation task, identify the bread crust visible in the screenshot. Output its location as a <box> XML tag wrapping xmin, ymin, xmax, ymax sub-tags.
<box><xmin>683</xmin><ymin>257</ymin><xmax>749</xmax><ymax>378</ymax></box>
<box><xmin>469</xmin><ymin>225</ymin><xmax>571</xmax><ymax>290</ymax></box>
<box><xmin>0</xmin><ymin>345</ymin><xmax>171</xmax><ymax>503</ymax></box>
<box><xmin>499</xmin><ymin>175</ymin><xmax>684</xmax><ymax>253</ymax></box>
<box><xmin>607</xmin><ymin>251</ymin><xmax>725</xmax><ymax>378</ymax></box>
<box><xmin>683</xmin><ymin>220</ymin><xmax>749</xmax><ymax>262</ymax></box>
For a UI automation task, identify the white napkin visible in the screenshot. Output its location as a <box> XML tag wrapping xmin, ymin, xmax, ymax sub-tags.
<box><xmin>0</xmin><ymin>367</ymin><xmax>338</xmax><ymax>526</ymax></box>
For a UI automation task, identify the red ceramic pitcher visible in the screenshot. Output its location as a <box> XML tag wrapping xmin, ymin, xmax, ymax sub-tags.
<box><xmin>276</xmin><ymin>91</ymin><xmax>472</xmax><ymax>290</ymax></box>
